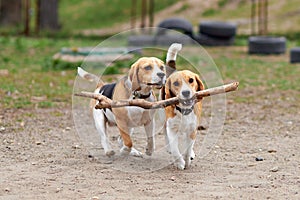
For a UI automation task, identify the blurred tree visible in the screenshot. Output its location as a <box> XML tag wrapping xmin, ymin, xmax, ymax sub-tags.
<box><xmin>0</xmin><ymin>0</ymin><xmax>22</xmax><ymax>26</ymax></box>
<box><xmin>37</xmin><ymin>0</ymin><xmax>60</xmax><ymax>31</ymax></box>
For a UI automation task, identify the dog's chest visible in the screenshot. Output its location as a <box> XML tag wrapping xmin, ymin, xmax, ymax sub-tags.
<box><xmin>127</xmin><ymin>107</ymin><xmax>154</xmax><ymax>126</ymax></box>
<box><xmin>167</xmin><ymin>111</ymin><xmax>197</xmax><ymax>134</ymax></box>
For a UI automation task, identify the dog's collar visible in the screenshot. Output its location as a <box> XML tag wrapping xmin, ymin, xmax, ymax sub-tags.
<box><xmin>125</xmin><ymin>77</ymin><xmax>151</xmax><ymax>99</ymax></box>
<box><xmin>175</xmin><ymin>105</ymin><xmax>194</xmax><ymax>115</ymax></box>
<box><xmin>133</xmin><ymin>91</ymin><xmax>151</xmax><ymax>99</ymax></box>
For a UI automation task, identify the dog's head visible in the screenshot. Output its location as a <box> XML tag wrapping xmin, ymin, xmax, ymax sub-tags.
<box><xmin>129</xmin><ymin>57</ymin><xmax>166</xmax><ymax>91</ymax></box>
<box><xmin>165</xmin><ymin>70</ymin><xmax>204</xmax><ymax>107</ymax></box>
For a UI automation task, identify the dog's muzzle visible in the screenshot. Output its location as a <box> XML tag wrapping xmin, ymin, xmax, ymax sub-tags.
<box><xmin>147</xmin><ymin>80</ymin><xmax>165</xmax><ymax>89</ymax></box>
<box><xmin>179</xmin><ymin>96</ymin><xmax>196</xmax><ymax>107</ymax></box>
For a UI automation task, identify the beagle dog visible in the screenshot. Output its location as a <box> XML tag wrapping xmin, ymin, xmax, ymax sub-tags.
<box><xmin>163</xmin><ymin>46</ymin><xmax>205</xmax><ymax>170</ymax></box>
<box><xmin>78</xmin><ymin>57</ymin><xmax>166</xmax><ymax>157</ymax></box>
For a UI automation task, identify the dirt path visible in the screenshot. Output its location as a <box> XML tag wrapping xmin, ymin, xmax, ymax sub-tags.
<box><xmin>0</xmin><ymin>87</ymin><xmax>299</xmax><ymax>199</ymax></box>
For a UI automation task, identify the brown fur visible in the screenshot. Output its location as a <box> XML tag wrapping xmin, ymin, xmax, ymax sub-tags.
<box><xmin>164</xmin><ymin>70</ymin><xmax>205</xmax><ymax>121</ymax></box>
<box><xmin>103</xmin><ymin>57</ymin><xmax>165</xmax><ymax>152</ymax></box>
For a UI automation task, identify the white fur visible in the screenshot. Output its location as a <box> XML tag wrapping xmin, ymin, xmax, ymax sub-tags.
<box><xmin>77</xmin><ymin>67</ymin><xmax>99</xmax><ymax>82</ymax></box>
<box><xmin>179</xmin><ymin>79</ymin><xmax>193</xmax><ymax>100</ymax></box>
<box><xmin>93</xmin><ymin>108</ymin><xmax>115</xmax><ymax>156</ymax></box>
<box><xmin>166</xmin><ymin>108</ymin><xmax>197</xmax><ymax>170</ymax></box>
<box><xmin>151</xmin><ymin>59</ymin><xmax>166</xmax><ymax>84</ymax></box>
<box><xmin>78</xmin><ymin>54</ymin><xmax>167</xmax><ymax>158</ymax></box>
<box><xmin>166</xmin><ymin>43</ymin><xmax>182</xmax><ymax>63</ymax></box>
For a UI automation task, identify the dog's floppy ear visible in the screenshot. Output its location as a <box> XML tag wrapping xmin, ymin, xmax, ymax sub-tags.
<box><xmin>195</xmin><ymin>74</ymin><xmax>205</xmax><ymax>91</ymax></box>
<box><xmin>129</xmin><ymin>62</ymin><xmax>141</xmax><ymax>91</ymax></box>
<box><xmin>165</xmin><ymin>78</ymin><xmax>176</xmax><ymax>99</ymax></box>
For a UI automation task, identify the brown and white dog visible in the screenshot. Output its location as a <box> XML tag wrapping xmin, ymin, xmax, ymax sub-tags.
<box><xmin>78</xmin><ymin>57</ymin><xmax>166</xmax><ymax>157</ymax></box>
<box><xmin>163</xmin><ymin>45</ymin><xmax>205</xmax><ymax>170</ymax></box>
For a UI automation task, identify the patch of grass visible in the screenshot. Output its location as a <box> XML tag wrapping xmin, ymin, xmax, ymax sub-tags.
<box><xmin>1</xmin><ymin>35</ymin><xmax>300</xmax><ymax>109</ymax></box>
<box><xmin>0</xmin><ymin>36</ymin><xmax>99</xmax><ymax>109</ymax></box>
<box><xmin>175</xmin><ymin>3</ymin><xmax>190</xmax><ymax>13</ymax></box>
<box><xmin>218</xmin><ymin>0</ymin><xmax>229</xmax><ymax>8</ymax></box>
<box><xmin>38</xmin><ymin>101</ymin><xmax>54</xmax><ymax>108</ymax></box>
<box><xmin>202</xmin><ymin>9</ymin><xmax>218</xmax><ymax>17</ymax></box>
<box><xmin>59</xmin><ymin>0</ymin><xmax>178</xmax><ymax>32</ymax></box>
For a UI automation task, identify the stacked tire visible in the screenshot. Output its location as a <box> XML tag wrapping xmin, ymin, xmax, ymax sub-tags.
<box><xmin>196</xmin><ymin>21</ymin><xmax>237</xmax><ymax>46</ymax></box>
<box><xmin>155</xmin><ymin>18</ymin><xmax>195</xmax><ymax>46</ymax></box>
<box><xmin>157</xmin><ymin>18</ymin><xmax>194</xmax><ymax>38</ymax></box>
<box><xmin>290</xmin><ymin>47</ymin><xmax>300</xmax><ymax>63</ymax></box>
<box><xmin>248</xmin><ymin>36</ymin><xmax>286</xmax><ymax>54</ymax></box>
<box><xmin>128</xmin><ymin>18</ymin><xmax>195</xmax><ymax>47</ymax></box>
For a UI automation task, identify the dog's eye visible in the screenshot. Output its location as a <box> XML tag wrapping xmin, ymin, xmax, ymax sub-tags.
<box><xmin>173</xmin><ymin>81</ymin><xmax>179</xmax><ymax>87</ymax></box>
<box><xmin>144</xmin><ymin>65</ymin><xmax>152</xmax><ymax>70</ymax></box>
<box><xmin>188</xmin><ymin>78</ymin><xmax>194</xmax><ymax>84</ymax></box>
<box><xmin>160</xmin><ymin>66</ymin><xmax>164</xmax><ymax>71</ymax></box>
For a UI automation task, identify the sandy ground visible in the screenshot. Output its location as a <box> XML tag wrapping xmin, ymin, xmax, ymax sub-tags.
<box><xmin>0</xmin><ymin>86</ymin><xmax>299</xmax><ymax>200</ymax></box>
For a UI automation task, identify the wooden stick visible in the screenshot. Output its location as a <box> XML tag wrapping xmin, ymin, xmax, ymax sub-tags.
<box><xmin>74</xmin><ymin>82</ymin><xmax>239</xmax><ymax>109</ymax></box>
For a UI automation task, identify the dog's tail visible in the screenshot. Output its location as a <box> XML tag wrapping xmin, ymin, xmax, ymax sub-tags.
<box><xmin>166</xmin><ymin>43</ymin><xmax>182</xmax><ymax>78</ymax></box>
<box><xmin>77</xmin><ymin>67</ymin><xmax>104</xmax><ymax>88</ymax></box>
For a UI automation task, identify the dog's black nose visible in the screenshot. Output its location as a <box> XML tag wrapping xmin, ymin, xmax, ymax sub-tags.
<box><xmin>157</xmin><ymin>72</ymin><xmax>165</xmax><ymax>79</ymax></box>
<box><xmin>181</xmin><ymin>90</ymin><xmax>190</xmax><ymax>98</ymax></box>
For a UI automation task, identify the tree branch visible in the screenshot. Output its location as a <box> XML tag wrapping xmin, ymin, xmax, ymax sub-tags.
<box><xmin>74</xmin><ymin>81</ymin><xmax>239</xmax><ymax>109</ymax></box>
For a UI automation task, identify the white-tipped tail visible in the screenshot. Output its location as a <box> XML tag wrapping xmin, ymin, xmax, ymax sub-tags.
<box><xmin>77</xmin><ymin>67</ymin><xmax>99</xmax><ymax>83</ymax></box>
<box><xmin>166</xmin><ymin>43</ymin><xmax>182</xmax><ymax>63</ymax></box>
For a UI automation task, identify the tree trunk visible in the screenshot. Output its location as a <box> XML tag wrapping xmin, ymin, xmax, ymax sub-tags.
<box><xmin>0</xmin><ymin>0</ymin><xmax>22</xmax><ymax>26</ymax></box>
<box><xmin>38</xmin><ymin>0</ymin><xmax>60</xmax><ymax>30</ymax></box>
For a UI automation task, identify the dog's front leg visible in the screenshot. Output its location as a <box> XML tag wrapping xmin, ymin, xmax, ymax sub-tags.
<box><xmin>144</xmin><ymin>120</ymin><xmax>155</xmax><ymax>156</ymax></box>
<box><xmin>184</xmin><ymin>131</ymin><xmax>196</xmax><ymax>169</ymax></box>
<box><xmin>166</xmin><ymin>121</ymin><xmax>185</xmax><ymax>170</ymax></box>
<box><xmin>118</xmin><ymin>127</ymin><xmax>143</xmax><ymax>157</ymax></box>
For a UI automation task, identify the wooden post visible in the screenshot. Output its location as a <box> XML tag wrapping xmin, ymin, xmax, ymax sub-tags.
<box><xmin>148</xmin><ymin>0</ymin><xmax>154</xmax><ymax>27</ymax></box>
<box><xmin>258</xmin><ymin>0</ymin><xmax>262</xmax><ymax>35</ymax></box>
<box><xmin>251</xmin><ymin>0</ymin><xmax>256</xmax><ymax>35</ymax></box>
<box><xmin>264</xmin><ymin>0</ymin><xmax>268</xmax><ymax>35</ymax></box>
<box><xmin>131</xmin><ymin>0</ymin><xmax>137</xmax><ymax>29</ymax></box>
<box><xmin>38</xmin><ymin>0</ymin><xmax>60</xmax><ymax>31</ymax></box>
<box><xmin>23</xmin><ymin>0</ymin><xmax>30</xmax><ymax>36</ymax></box>
<box><xmin>0</xmin><ymin>0</ymin><xmax>22</xmax><ymax>26</ymax></box>
<box><xmin>35</xmin><ymin>0</ymin><xmax>40</xmax><ymax>34</ymax></box>
<box><xmin>141</xmin><ymin>0</ymin><xmax>147</xmax><ymax>28</ymax></box>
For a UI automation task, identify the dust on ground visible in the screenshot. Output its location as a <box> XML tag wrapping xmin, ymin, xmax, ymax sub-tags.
<box><xmin>0</xmin><ymin>86</ymin><xmax>299</xmax><ymax>199</ymax></box>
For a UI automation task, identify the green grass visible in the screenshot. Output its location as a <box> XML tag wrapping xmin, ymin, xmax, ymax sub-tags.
<box><xmin>202</xmin><ymin>9</ymin><xmax>218</xmax><ymax>17</ymax></box>
<box><xmin>1</xmin><ymin>0</ymin><xmax>300</xmax><ymax>109</ymax></box>
<box><xmin>0</xmin><ymin>36</ymin><xmax>99</xmax><ymax>109</ymax></box>
<box><xmin>1</xmin><ymin>36</ymin><xmax>300</xmax><ymax>109</ymax></box>
<box><xmin>209</xmin><ymin>47</ymin><xmax>300</xmax><ymax>91</ymax></box>
<box><xmin>59</xmin><ymin>0</ymin><xmax>178</xmax><ymax>32</ymax></box>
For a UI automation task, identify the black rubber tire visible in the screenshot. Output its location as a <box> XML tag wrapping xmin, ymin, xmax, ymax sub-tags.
<box><xmin>127</xmin><ymin>35</ymin><xmax>155</xmax><ymax>47</ymax></box>
<box><xmin>248</xmin><ymin>36</ymin><xmax>286</xmax><ymax>54</ymax></box>
<box><xmin>155</xmin><ymin>33</ymin><xmax>195</xmax><ymax>46</ymax></box>
<box><xmin>290</xmin><ymin>47</ymin><xmax>300</xmax><ymax>63</ymax></box>
<box><xmin>194</xmin><ymin>33</ymin><xmax>235</xmax><ymax>46</ymax></box>
<box><xmin>199</xmin><ymin>21</ymin><xmax>237</xmax><ymax>39</ymax></box>
<box><xmin>157</xmin><ymin>18</ymin><xmax>194</xmax><ymax>38</ymax></box>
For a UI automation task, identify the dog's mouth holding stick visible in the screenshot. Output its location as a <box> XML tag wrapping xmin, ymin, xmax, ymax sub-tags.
<box><xmin>75</xmin><ymin>81</ymin><xmax>239</xmax><ymax>110</ymax></box>
<box><xmin>179</xmin><ymin>96</ymin><xmax>196</xmax><ymax>107</ymax></box>
<box><xmin>146</xmin><ymin>81</ymin><xmax>164</xmax><ymax>89</ymax></box>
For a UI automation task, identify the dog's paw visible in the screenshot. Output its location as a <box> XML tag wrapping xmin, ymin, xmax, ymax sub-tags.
<box><xmin>174</xmin><ymin>157</ymin><xmax>185</xmax><ymax>170</ymax></box>
<box><xmin>145</xmin><ymin>148</ymin><xmax>153</xmax><ymax>156</ymax></box>
<box><xmin>105</xmin><ymin>150</ymin><xmax>115</xmax><ymax>157</ymax></box>
<box><xmin>145</xmin><ymin>143</ymin><xmax>154</xmax><ymax>156</ymax></box>
<box><xmin>165</xmin><ymin>145</ymin><xmax>171</xmax><ymax>154</ymax></box>
<box><xmin>117</xmin><ymin>136</ymin><xmax>123</xmax><ymax>148</ymax></box>
<box><xmin>120</xmin><ymin>146</ymin><xmax>131</xmax><ymax>155</ymax></box>
<box><xmin>130</xmin><ymin>148</ymin><xmax>143</xmax><ymax>157</ymax></box>
<box><xmin>190</xmin><ymin>150</ymin><xmax>196</xmax><ymax>160</ymax></box>
<box><xmin>184</xmin><ymin>156</ymin><xmax>192</xmax><ymax>169</ymax></box>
